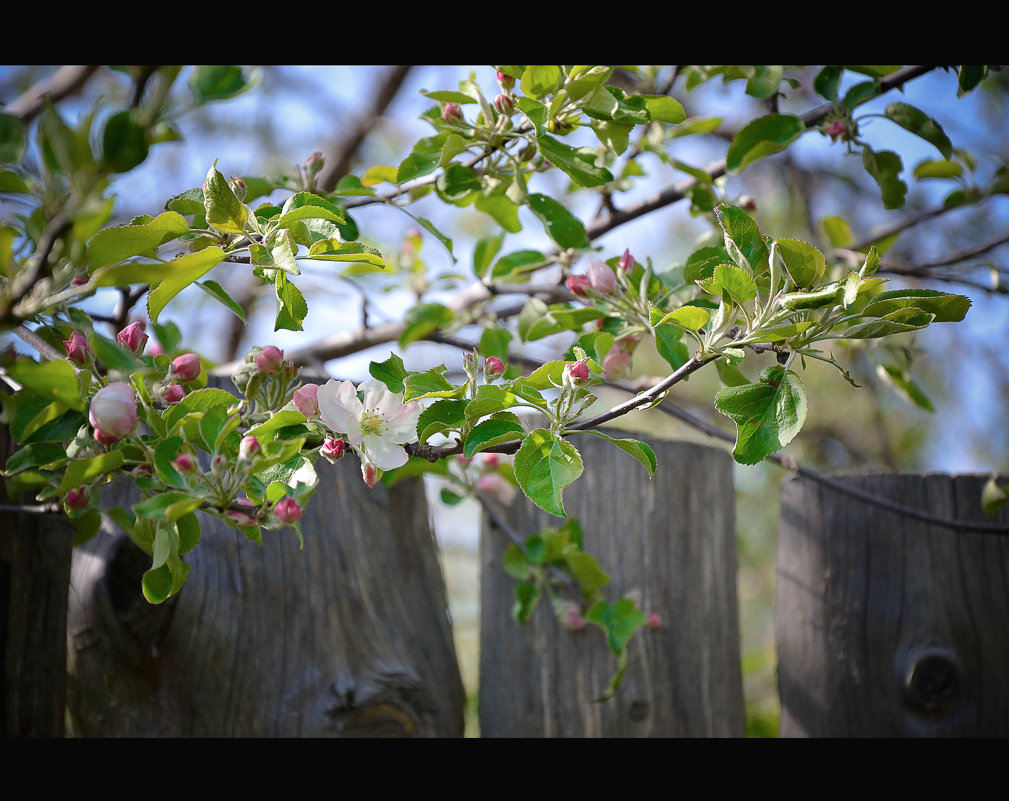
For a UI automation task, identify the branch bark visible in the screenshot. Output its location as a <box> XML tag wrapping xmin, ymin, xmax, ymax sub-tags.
<box><xmin>3</xmin><ymin>66</ymin><xmax>100</xmax><ymax>122</ymax></box>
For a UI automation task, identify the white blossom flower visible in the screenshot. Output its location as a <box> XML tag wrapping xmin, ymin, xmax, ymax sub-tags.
<box><xmin>317</xmin><ymin>378</ymin><xmax>421</xmax><ymax>473</ymax></box>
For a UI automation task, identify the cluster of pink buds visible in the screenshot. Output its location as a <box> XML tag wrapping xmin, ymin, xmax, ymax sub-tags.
<box><xmin>484</xmin><ymin>356</ymin><xmax>506</xmax><ymax>380</ymax></box>
<box><xmin>66</xmin><ymin>487</ymin><xmax>89</xmax><ymax>511</ymax></box>
<box><xmin>273</xmin><ymin>497</ymin><xmax>303</xmax><ymax>525</ymax></box>
<box><xmin>255</xmin><ymin>345</ymin><xmax>285</xmax><ymax>374</ymax></box>
<box><xmin>824</xmin><ymin>117</ymin><xmax>848</xmax><ymax>141</ymax></box>
<box><xmin>496</xmin><ymin>70</ymin><xmax>515</xmax><ymax>90</ymax></box>
<box><xmin>566</xmin><ymin>262</ymin><xmax>617</xmax><ymax>297</ymax></box>
<box><xmin>494</xmin><ymin>93</ymin><xmax>515</xmax><ymax>115</ymax></box>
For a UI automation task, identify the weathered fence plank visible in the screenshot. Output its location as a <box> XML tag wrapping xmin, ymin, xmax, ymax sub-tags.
<box><xmin>777</xmin><ymin>473</ymin><xmax>1009</xmax><ymax>737</ymax></box>
<box><xmin>65</xmin><ymin>377</ymin><xmax>465</xmax><ymax>737</ymax></box>
<box><xmin>0</xmin><ymin>421</ymin><xmax>73</xmax><ymax>738</ymax></box>
<box><xmin>479</xmin><ymin>436</ymin><xmax>745</xmax><ymax>737</ymax></box>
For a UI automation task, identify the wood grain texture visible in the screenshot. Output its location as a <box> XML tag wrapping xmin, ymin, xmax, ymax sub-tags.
<box><xmin>66</xmin><ymin>378</ymin><xmax>464</xmax><ymax>737</ymax></box>
<box><xmin>479</xmin><ymin>436</ymin><xmax>745</xmax><ymax>737</ymax></box>
<box><xmin>777</xmin><ymin>473</ymin><xmax>1009</xmax><ymax>737</ymax></box>
<box><xmin>0</xmin><ymin>422</ymin><xmax>73</xmax><ymax>738</ymax></box>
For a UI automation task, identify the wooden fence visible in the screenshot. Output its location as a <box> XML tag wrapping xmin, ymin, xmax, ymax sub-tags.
<box><xmin>3</xmin><ymin>417</ymin><xmax>1009</xmax><ymax>737</ymax></box>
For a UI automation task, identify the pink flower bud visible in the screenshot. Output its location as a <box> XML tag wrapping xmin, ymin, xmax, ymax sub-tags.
<box><xmin>255</xmin><ymin>345</ymin><xmax>284</xmax><ymax>374</ymax></box>
<box><xmin>647</xmin><ymin>611</ymin><xmax>663</xmax><ymax>629</ymax></box>
<box><xmin>163</xmin><ymin>384</ymin><xmax>186</xmax><ymax>404</ymax></box>
<box><xmin>117</xmin><ymin>321</ymin><xmax>148</xmax><ymax>354</ymax></box>
<box><xmin>485</xmin><ymin>356</ymin><xmax>505</xmax><ymax>378</ymax></box>
<box><xmin>321</xmin><ymin>438</ymin><xmax>346</xmax><ymax>463</ymax></box>
<box><xmin>305</xmin><ymin>151</ymin><xmax>325</xmax><ymax>175</ymax></box>
<box><xmin>603</xmin><ymin>346</ymin><xmax>631</xmax><ymax>381</ymax></box>
<box><xmin>568</xmin><ymin>360</ymin><xmax>590</xmax><ymax>382</ymax></box>
<box><xmin>566</xmin><ymin>274</ymin><xmax>591</xmax><ymax>297</ymax></box>
<box><xmin>494</xmin><ymin>93</ymin><xmax>515</xmax><ymax>115</ymax></box>
<box><xmin>496</xmin><ymin>70</ymin><xmax>515</xmax><ymax>89</ymax></box>
<box><xmin>456</xmin><ymin>454</ymin><xmax>473</xmax><ymax>465</ymax></box>
<box><xmin>483</xmin><ymin>453</ymin><xmax>500</xmax><ymax>469</ymax></box>
<box><xmin>618</xmin><ymin>249</ymin><xmax>636</xmax><ymax>272</ymax></box>
<box><xmin>239</xmin><ymin>435</ymin><xmax>261</xmax><ymax>461</ymax></box>
<box><xmin>71</xmin><ymin>274</ymin><xmax>90</xmax><ymax>287</ymax></box>
<box><xmin>89</xmin><ymin>382</ymin><xmax>137</xmax><ymax>444</ymax></box>
<box><xmin>274</xmin><ymin>497</ymin><xmax>303</xmax><ymax>524</ymax></box>
<box><xmin>477</xmin><ymin>473</ymin><xmax>504</xmax><ymax>493</ymax></box>
<box><xmin>229</xmin><ymin>176</ymin><xmax>247</xmax><ymax>201</ymax></box>
<box><xmin>293</xmin><ymin>383</ymin><xmax>320</xmax><ymax>417</ymax></box>
<box><xmin>172</xmin><ymin>453</ymin><xmax>197</xmax><ymax>473</ymax></box>
<box><xmin>825</xmin><ymin>119</ymin><xmax>846</xmax><ymax>139</ymax></box>
<box><xmin>441</xmin><ymin>102</ymin><xmax>462</xmax><ymax>123</ymax></box>
<box><xmin>563</xmin><ymin>605</ymin><xmax>587</xmax><ymax>631</ymax></box>
<box><xmin>170</xmin><ymin>353</ymin><xmax>202</xmax><ymax>382</ymax></box>
<box><xmin>66</xmin><ymin>487</ymin><xmax>89</xmax><ymax>510</ymax></box>
<box><xmin>211</xmin><ymin>454</ymin><xmax>228</xmax><ymax>479</ymax></box>
<box><xmin>362</xmin><ymin>462</ymin><xmax>381</xmax><ymax>489</ymax></box>
<box><xmin>227</xmin><ymin>502</ymin><xmax>258</xmax><ymax>527</ymax></box>
<box><xmin>63</xmin><ymin>332</ymin><xmax>90</xmax><ymax>365</ymax></box>
<box><xmin>149</xmin><ymin>341</ymin><xmax>164</xmax><ymax>357</ymax></box>
<box><xmin>587</xmin><ymin>262</ymin><xmax>616</xmax><ymax>294</ymax></box>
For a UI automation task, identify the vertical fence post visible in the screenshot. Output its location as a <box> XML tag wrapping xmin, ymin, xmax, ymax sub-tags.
<box><xmin>0</xmin><ymin>422</ymin><xmax>73</xmax><ymax>738</ymax></box>
<box><xmin>65</xmin><ymin>376</ymin><xmax>465</xmax><ymax>737</ymax></box>
<box><xmin>777</xmin><ymin>472</ymin><xmax>1009</xmax><ymax>737</ymax></box>
<box><xmin>479</xmin><ymin>435</ymin><xmax>745</xmax><ymax>737</ymax></box>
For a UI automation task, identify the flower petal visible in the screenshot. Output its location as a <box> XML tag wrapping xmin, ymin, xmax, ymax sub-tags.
<box><xmin>361</xmin><ymin>433</ymin><xmax>409</xmax><ymax>471</ymax></box>
<box><xmin>318</xmin><ymin>379</ymin><xmax>363</xmax><ymax>438</ymax></box>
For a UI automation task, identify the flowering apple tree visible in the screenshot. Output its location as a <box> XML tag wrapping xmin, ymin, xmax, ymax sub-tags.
<box><xmin>0</xmin><ymin>65</ymin><xmax>994</xmax><ymax>691</ymax></box>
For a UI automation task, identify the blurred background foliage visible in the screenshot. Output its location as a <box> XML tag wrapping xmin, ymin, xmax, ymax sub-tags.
<box><xmin>2</xmin><ymin>65</ymin><xmax>1007</xmax><ymax>736</ymax></box>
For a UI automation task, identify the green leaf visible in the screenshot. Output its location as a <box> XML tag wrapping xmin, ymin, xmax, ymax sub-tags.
<box><xmin>775</xmin><ymin>238</ymin><xmax>826</xmax><ymax>289</ymax></box>
<box><xmin>274</xmin><ymin>271</ymin><xmax>308</xmax><ymax>332</ymax></box>
<box><xmin>189</xmin><ymin>65</ymin><xmax>247</xmax><ymax>104</ymax></box>
<box><xmin>814</xmin><ymin>66</ymin><xmax>844</xmax><ymax>101</ymax></box>
<box><xmin>726</xmin><ymin>114</ymin><xmax>806</xmax><ymax>173</ymax></box>
<box><xmin>861</xmin><ymin>289</ymin><xmax>971</xmax><ymax>322</ymax></box>
<box><xmin>913</xmin><ymin>159</ymin><xmax>963</xmax><ymax>180</ymax></box>
<box><xmin>862</xmin><ymin>146</ymin><xmax>907</xmax><ymax>209</ymax></box>
<box><xmin>715</xmin><ymin>204</ymin><xmax>769</xmax><ymax>274</ymax></box>
<box><xmin>581</xmin><ymin>430</ymin><xmax>656</xmax><ymax>476</ymax></box>
<box><xmin>87</xmin><ymin>211</ymin><xmax>190</xmax><ymax>269</ymax></box>
<box><xmin>714</xmin><ymin>365</ymin><xmax>807</xmax><ymax>465</ymax></box>
<box><xmin>417</xmin><ymin>398</ymin><xmax>469</xmax><ymax>445</ymax></box>
<box><xmin>491</xmin><ymin>250</ymin><xmax>548</xmax><ymax>280</ymax></box>
<box><xmin>698</xmin><ymin>264</ymin><xmax>757</xmax><ymax>304</ymax></box>
<box><xmin>514</xmin><ymin>428</ymin><xmax>584</xmax><ymax>517</ymax></box>
<box><xmin>982</xmin><ymin>476</ymin><xmax>1009</xmax><ymax>516</ymax></box>
<box><xmin>641</xmin><ymin>94</ymin><xmax>685</xmax><ymax>123</ymax></box>
<box><xmin>885</xmin><ymin>102</ymin><xmax>953</xmax><ymax>159</ymax></box>
<box><xmin>473</xmin><ymin>233</ymin><xmax>505</xmax><ymax>279</ymax></box>
<box><xmin>3</xmin><ymin>442</ymin><xmax>67</xmax><ymax>475</ymax></box>
<box><xmin>277</xmin><ymin>192</ymin><xmax>347</xmax><ymax>228</ymax></box>
<box><xmin>464</xmin><ymin>385</ymin><xmax>521</xmax><ymax>419</ymax></box>
<box><xmin>586</xmin><ymin>598</ymin><xmax>646</xmax><ymax>655</ymax></box>
<box><xmin>480</xmin><ymin>327</ymin><xmax>512</xmax><ymax>361</ymax></box>
<box><xmin>102</xmin><ymin>110</ymin><xmax>148</xmax><ymax>173</ymax></box>
<box><xmin>521</xmin><ymin>65</ymin><xmax>562</xmax><ymax>99</ymax></box>
<box><xmin>821</xmin><ymin>216</ymin><xmax>853</xmax><ymax>248</ymax></box>
<box><xmin>842</xmin><ymin>79</ymin><xmax>881</xmax><ymax>110</ymax></box>
<box><xmin>835</xmin><ymin>308</ymin><xmax>935</xmax><ymax>339</ymax></box>
<box><xmin>8</xmin><ymin>359</ymin><xmax>85</xmax><ymax>411</ymax></box>
<box><xmin>463</xmin><ymin>417</ymin><xmax>525</xmax><ymax>458</ymax></box>
<box><xmin>147</xmin><ymin>247</ymin><xmax>227</xmax><ymax>324</ymax></box>
<box><xmin>204</xmin><ymin>161</ymin><xmax>248</xmax><ymax>234</ymax></box>
<box><xmin>308</xmin><ymin>240</ymin><xmax>386</xmax><ymax>269</ymax></box>
<box><xmin>0</xmin><ymin>113</ymin><xmax>26</xmax><ymax>163</ymax></box>
<box><xmin>877</xmin><ymin>364</ymin><xmax>934</xmax><ymax>412</ymax></box>
<box><xmin>403</xmin><ymin>368</ymin><xmax>464</xmax><ymax>402</ymax></box>
<box><xmin>536</xmin><ymin>135</ymin><xmax>614</xmax><ymax>188</ymax></box>
<box><xmin>745</xmin><ymin>322</ymin><xmax>814</xmax><ymax>344</ymax></box>
<box><xmin>564</xmin><ymin>552</ymin><xmax>611</xmax><ymax>597</ymax></box>
<box><xmin>400</xmin><ymin>302</ymin><xmax>454</xmax><ymax>348</ymax></box>
<box><xmin>527</xmin><ymin>193</ymin><xmax>589</xmax><ymax>250</ymax></box>
<box><xmin>512</xmin><ymin>581</ymin><xmax>541</xmax><ymax>625</ymax></box>
<box><xmin>57</xmin><ymin>451</ymin><xmax>125</xmax><ymax>494</ymax></box>
<box><xmin>196</xmin><ymin>279</ymin><xmax>248</xmax><ymax>324</ymax></box>
<box><xmin>370</xmin><ymin>353</ymin><xmax>409</xmax><ymax>393</ymax></box>
<box><xmin>653</xmin><ymin>324</ymin><xmax>690</xmax><ymax>371</ymax></box>
<box><xmin>475</xmin><ymin>193</ymin><xmax>522</xmax><ymax>234</ymax></box>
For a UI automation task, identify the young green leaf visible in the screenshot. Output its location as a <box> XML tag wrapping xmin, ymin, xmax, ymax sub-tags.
<box><xmin>884</xmin><ymin>102</ymin><xmax>953</xmax><ymax>159</ymax></box>
<box><xmin>726</xmin><ymin>114</ymin><xmax>806</xmax><ymax>173</ymax></box>
<box><xmin>514</xmin><ymin>428</ymin><xmax>584</xmax><ymax>517</ymax></box>
<box><xmin>714</xmin><ymin>365</ymin><xmax>808</xmax><ymax>465</ymax></box>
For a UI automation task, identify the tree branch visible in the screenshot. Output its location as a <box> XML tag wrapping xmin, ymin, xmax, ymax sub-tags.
<box><xmin>3</xmin><ymin>66</ymin><xmax>100</xmax><ymax>122</ymax></box>
<box><xmin>316</xmin><ymin>66</ymin><xmax>414</xmax><ymax>193</ymax></box>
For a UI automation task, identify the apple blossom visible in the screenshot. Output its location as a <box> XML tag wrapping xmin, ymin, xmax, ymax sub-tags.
<box><xmin>647</xmin><ymin>611</ymin><xmax>663</xmax><ymax>629</ymax></box>
<box><xmin>618</xmin><ymin>249</ymin><xmax>636</xmax><ymax>272</ymax></box>
<box><xmin>442</xmin><ymin>102</ymin><xmax>462</xmax><ymax>123</ymax></box>
<box><xmin>63</xmin><ymin>332</ymin><xmax>90</xmax><ymax>365</ymax></box>
<box><xmin>239</xmin><ymin>435</ymin><xmax>261</xmax><ymax>462</ymax></box>
<box><xmin>317</xmin><ymin>377</ymin><xmax>422</xmax><ymax>474</ymax></box>
<box><xmin>568</xmin><ymin>360</ymin><xmax>590</xmax><ymax>382</ymax></box>
<box><xmin>172</xmin><ymin>453</ymin><xmax>197</xmax><ymax>473</ymax></box>
<box><xmin>603</xmin><ymin>346</ymin><xmax>631</xmax><ymax>381</ymax></box>
<box><xmin>170</xmin><ymin>353</ymin><xmax>202</xmax><ymax>382</ymax></box>
<box><xmin>89</xmin><ymin>382</ymin><xmax>137</xmax><ymax>444</ymax></box>
<box><xmin>117</xmin><ymin>321</ymin><xmax>148</xmax><ymax>354</ymax></box>
<box><xmin>293</xmin><ymin>383</ymin><xmax>320</xmax><ymax>418</ymax></box>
